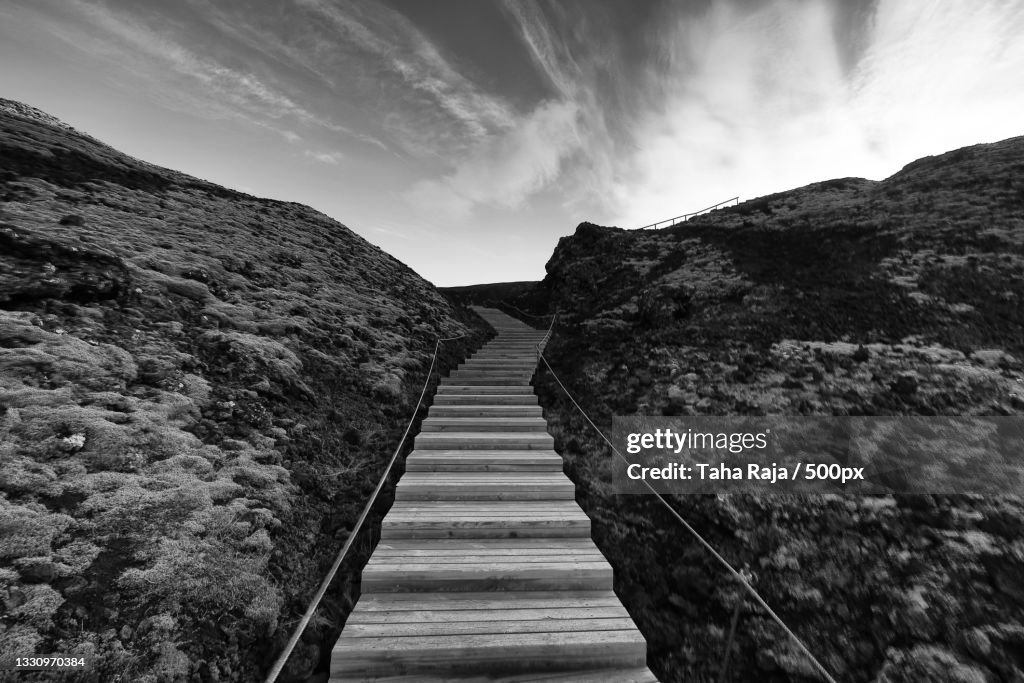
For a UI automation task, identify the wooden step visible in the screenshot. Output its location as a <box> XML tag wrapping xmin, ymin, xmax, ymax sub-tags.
<box><xmin>395</xmin><ymin>472</ymin><xmax>575</xmax><ymax>500</ymax></box>
<box><xmin>332</xmin><ymin>667</ymin><xmax>658</xmax><ymax>682</ymax></box>
<box><xmin>433</xmin><ymin>394</ymin><xmax>538</xmax><ymax>405</ymax></box>
<box><xmin>437</xmin><ymin>385</ymin><xmax>534</xmax><ymax>395</ymax></box>
<box><xmin>470</xmin><ymin>351</ymin><xmax>540</xmax><ymax>357</ymax></box>
<box><xmin>331</xmin><ymin>628</ymin><xmax>646</xmax><ymax>678</ymax></box>
<box><xmin>442</xmin><ymin>377</ymin><xmax>532</xmax><ymax>386</ymax></box>
<box><xmin>361</xmin><ymin>552</ymin><xmax>611</xmax><ymax>592</ymax></box>
<box><xmin>422</xmin><ymin>417</ymin><xmax>549</xmax><ymax>432</ymax></box>
<box><xmin>381</xmin><ymin>501</ymin><xmax>590</xmax><ymax>539</ymax></box>
<box><xmin>370</xmin><ymin>538</ymin><xmax>605</xmax><ymax>556</ymax></box>
<box><xmin>428</xmin><ymin>405</ymin><xmax>542</xmax><ymax>417</ymax></box>
<box><xmin>414</xmin><ymin>432</ymin><xmax>554</xmax><ymax>450</ymax></box>
<box><xmin>456</xmin><ymin>367</ymin><xmax>536</xmax><ymax>374</ymax></box>
<box><xmin>405</xmin><ymin>450</ymin><xmax>562</xmax><ymax>472</ymax></box>
<box><xmin>447</xmin><ymin>374</ymin><xmax>535</xmax><ymax>383</ymax></box>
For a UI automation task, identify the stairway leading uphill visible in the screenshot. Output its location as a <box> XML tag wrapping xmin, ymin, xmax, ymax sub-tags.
<box><xmin>330</xmin><ymin>307</ymin><xmax>655</xmax><ymax>682</ymax></box>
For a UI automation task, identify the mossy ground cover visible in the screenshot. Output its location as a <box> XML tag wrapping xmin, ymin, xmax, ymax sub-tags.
<box><xmin>0</xmin><ymin>100</ymin><xmax>489</xmax><ymax>682</ymax></box>
<box><xmin>496</xmin><ymin>137</ymin><xmax>1024</xmax><ymax>681</ymax></box>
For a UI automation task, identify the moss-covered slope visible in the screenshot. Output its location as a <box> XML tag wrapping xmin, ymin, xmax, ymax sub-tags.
<box><xmin>526</xmin><ymin>138</ymin><xmax>1024</xmax><ymax>681</ymax></box>
<box><xmin>0</xmin><ymin>98</ymin><xmax>488</xmax><ymax>682</ymax></box>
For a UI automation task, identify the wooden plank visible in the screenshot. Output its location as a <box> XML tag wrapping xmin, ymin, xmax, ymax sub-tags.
<box><xmin>433</xmin><ymin>394</ymin><xmax>538</xmax><ymax>404</ymax></box>
<box><xmin>353</xmin><ymin>591</ymin><xmax>622</xmax><ymax>610</ymax></box>
<box><xmin>362</xmin><ymin>566</ymin><xmax>612</xmax><ymax>591</ymax></box>
<box><xmin>405</xmin><ymin>449</ymin><xmax>561</xmax><ymax>458</ymax></box>
<box><xmin>370</xmin><ymin>549</ymin><xmax>604</xmax><ymax>559</ymax></box>
<box><xmin>346</xmin><ymin>605</ymin><xmax>630</xmax><ymax>625</ymax></box>
<box><xmin>331</xmin><ymin>667</ymin><xmax>658</xmax><ymax>683</ymax></box>
<box><xmin>437</xmin><ymin>385</ymin><xmax>534</xmax><ymax>394</ymax></box>
<box><xmin>331</xmin><ymin>630</ymin><xmax>647</xmax><ymax>676</ymax></box>
<box><xmin>373</xmin><ymin>539</ymin><xmax>600</xmax><ymax>552</ymax></box>
<box><xmin>428</xmin><ymin>406</ymin><xmax>543</xmax><ymax>416</ymax></box>
<box><xmin>414</xmin><ymin>433</ymin><xmax>554</xmax><ymax>450</ymax></box>
<box><xmin>364</xmin><ymin>560</ymin><xmax>610</xmax><ymax>572</ymax></box>
<box><xmin>380</xmin><ymin>526</ymin><xmax>591</xmax><ymax>540</ymax></box>
<box><xmin>390</xmin><ymin>501</ymin><xmax>582</xmax><ymax>511</ymax></box>
<box><xmin>421</xmin><ymin>417</ymin><xmax>549</xmax><ymax>432</ymax></box>
<box><xmin>369</xmin><ymin>551</ymin><xmax>605</xmax><ymax>562</ymax></box>
<box><xmin>394</xmin><ymin>474</ymin><xmax>568</xmax><ymax>481</ymax></box>
<box><xmin>394</xmin><ymin>492</ymin><xmax>574</xmax><ymax>502</ymax></box>
<box><xmin>343</xmin><ymin>617</ymin><xmax>638</xmax><ymax>638</ymax></box>
<box><xmin>404</xmin><ymin>463</ymin><xmax>561</xmax><ymax>473</ymax></box>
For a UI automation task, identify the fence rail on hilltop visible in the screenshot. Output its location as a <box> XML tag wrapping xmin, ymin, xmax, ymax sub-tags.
<box><xmin>638</xmin><ymin>196</ymin><xmax>740</xmax><ymax>230</ymax></box>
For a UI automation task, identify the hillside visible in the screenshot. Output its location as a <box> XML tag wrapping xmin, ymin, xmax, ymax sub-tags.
<box><xmin>499</xmin><ymin>139</ymin><xmax>1024</xmax><ymax>681</ymax></box>
<box><xmin>0</xmin><ymin>98</ymin><xmax>489</xmax><ymax>682</ymax></box>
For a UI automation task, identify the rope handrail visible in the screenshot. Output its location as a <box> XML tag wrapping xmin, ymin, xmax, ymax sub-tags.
<box><xmin>535</xmin><ymin>311</ymin><xmax>557</xmax><ymax>363</ymax></box>
<box><xmin>265</xmin><ymin>331</ymin><xmax>467</xmax><ymax>683</ymax></box>
<box><xmin>534</xmin><ymin>339</ymin><xmax>837</xmax><ymax>683</ymax></box>
<box><xmin>638</xmin><ymin>196</ymin><xmax>740</xmax><ymax>230</ymax></box>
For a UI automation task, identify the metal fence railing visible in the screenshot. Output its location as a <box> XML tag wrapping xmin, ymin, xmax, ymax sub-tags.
<box><xmin>639</xmin><ymin>196</ymin><xmax>740</xmax><ymax>230</ymax></box>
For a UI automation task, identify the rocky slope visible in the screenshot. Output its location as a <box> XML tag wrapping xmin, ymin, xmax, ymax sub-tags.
<box><xmin>0</xmin><ymin>98</ymin><xmax>489</xmax><ymax>682</ymax></box>
<box><xmin>493</xmin><ymin>138</ymin><xmax>1024</xmax><ymax>681</ymax></box>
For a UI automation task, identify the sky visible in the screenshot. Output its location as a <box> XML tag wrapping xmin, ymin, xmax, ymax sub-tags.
<box><xmin>1</xmin><ymin>1</ymin><xmax>1023</xmax><ymax>287</ymax></box>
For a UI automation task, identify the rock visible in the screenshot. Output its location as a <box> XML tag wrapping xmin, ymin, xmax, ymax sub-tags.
<box><xmin>891</xmin><ymin>372</ymin><xmax>920</xmax><ymax>396</ymax></box>
<box><xmin>19</xmin><ymin>560</ymin><xmax>57</xmax><ymax>583</ymax></box>
<box><xmin>3</xmin><ymin>587</ymin><xmax>27</xmax><ymax>610</ymax></box>
<box><xmin>60</xmin><ymin>433</ymin><xmax>86</xmax><ymax>452</ymax></box>
<box><xmin>971</xmin><ymin>349</ymin><xmax>1017</xmax><ymax>368</ymax></box>
<box><xmin>0</xmin><ymin>225</ymin><xmax>131</xmax><ymax>305</ymax></box>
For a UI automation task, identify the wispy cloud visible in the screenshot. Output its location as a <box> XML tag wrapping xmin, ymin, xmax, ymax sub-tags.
<box><xmin>405</xmin><ymin>1</ymin><xmax>630</xmax><ymax>222</ymax></box>
<box><xmin>406</xmin><ymin>99</ymin><xmax>582</xmax><ymax>221</ymax></box>
<box><xmin>303</xmin><ymin>149</ymin><xmax>343</xmax><ymax>165</ymax></box>
<box><xmin>607</xmin><ymin>0</ymin><xmax>1024</xmax><ymax>227</ymax></box>
<box><xmin>289</xmin><ymin>0</ymin><xmax>516</xmax><ymax>152</ymax></box>
<box><xmin>49</xmin><ymin>0</ymin><xmax>377</xmax><ymax>148</ymax></box>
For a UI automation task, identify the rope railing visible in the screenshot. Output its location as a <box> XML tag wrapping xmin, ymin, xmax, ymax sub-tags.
<box><xmin>534</xmin><ymin>336</ymin><xmax>837</xmax><ymax>683</ymax></box>
<box><xmin>264</xmin><ymin>331</ymin><xmax>467</xmax><ymax>683</ymax></box>
<box><xmin>638</xmin><ymin>196</ymin><xmax>740</xmax><ymax>230</ymax></box>
<box><xmin>536</xmin><ymin>311</ymin><xmax>556</xmax><ymax>363</ymax></box>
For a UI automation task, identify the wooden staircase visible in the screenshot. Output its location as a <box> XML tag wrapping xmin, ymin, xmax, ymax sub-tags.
<box><xmin>330</xmin><ymin>307</ymin><xmax>655</xmax><ymax>682</ymax></box>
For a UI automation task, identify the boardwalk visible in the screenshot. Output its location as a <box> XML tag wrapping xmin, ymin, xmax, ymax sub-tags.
<box><xmin>330</xmin><ymin>308</ymin><xmax>655</xmax><ymax>682</ymax></box>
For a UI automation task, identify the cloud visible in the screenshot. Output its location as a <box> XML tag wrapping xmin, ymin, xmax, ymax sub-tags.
<box><xmin>49</xmin><ymin>0</ymin><xmax>374</xmax><ymax>146</ymax></box>
<box><xmin>291</xmin><ymin>0</ymin><xmax>516</xmax><ymax>151</ymax></box>
<box><xmin>405</xmin><ymin>99</ymin><xmax>581</xmax><ymax>221</ymax></box>
<box><xmin>606</xmin><ymin>0</ymin><xmax>1024</xmax><ymax>227</ymax></box>
<box><xmin>303</xmin><ymin>149</ymin><xmax>343</xmax><ymax>165</ymax></box>
<box><xmin>404</xmin><ymin>1</ymin><xmax>635</xmax><ymax>223</ymax></box>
